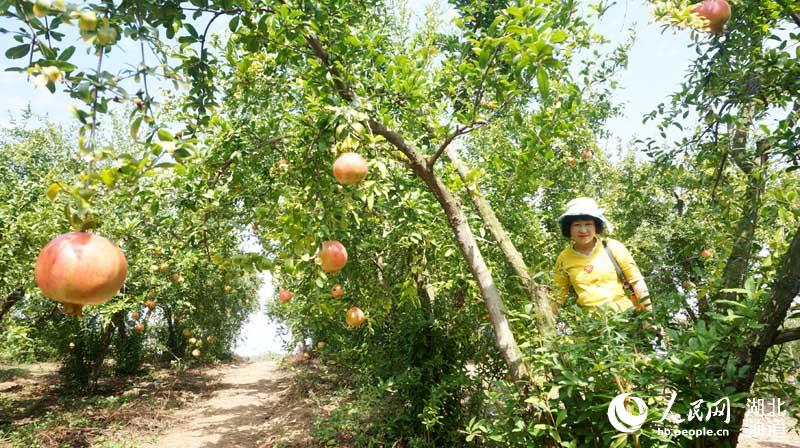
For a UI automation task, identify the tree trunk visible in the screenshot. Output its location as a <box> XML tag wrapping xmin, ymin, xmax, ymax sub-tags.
<box><xmin>88</xmin><ymin>311</ymin><xmax>124</xmax><ymax>392</ymax></box>
<box><xmin>368</xmin><ymin>119</ymin><xmax>529</xmax><ymax>383</ymax></box>
<box><xmin>166</xmin><ymin>306</ymin><xmax>179</xmax><ymax>357</ymax></box>
<box><xmin>724</xmin><ymin>226</ymin><xmax>800</xmax><ymax>446</ymax></box>
<box><xmin>445</xmin><ymin>146</ymin><xmax>555</xmax><ymax>334</ymax></box>
<box><xmin>306</xmin><ymin>34</ymin><xmax>529</xmax><ymax>383</ymax></box>
<box><xmin>719</xmin><ymin>139</ymin><xmax>768</xmax><ymax>296</ymax></box>
<box><xmin>0</xmin><ymin>288</ymin><xmax>23</xmax><ymax>321</ymax></box>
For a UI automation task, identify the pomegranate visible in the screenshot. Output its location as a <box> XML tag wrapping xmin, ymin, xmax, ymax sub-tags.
<box><xmin>188</xmin><ymin>337</ymin><xmax>197</xmax><ymax>345</ymax></box>
<box><xmin>207</xmin><ymin>335</ymin><xmax>215</xmax><ymax>343</ymax></box>
<box><xmin>277</xmin><ymin>159</ymin><xmax>289</xmax><ymax>171</ymax></box>
<box><xmin>278</xmin><ymin>289</ymin><xmax>293</xmax><ymax>303</ymax></box>
<box><xmin>346</xmin><ymin>306</ymin><xmax>366</xmax><ymax>328</ymax></box>
<box><xmin>694</xmin><ymin>0</ymin><xmax>731</xmax><ymax>34</ymax></box>
<box><xmin>580</xmin><ymin>149</ymin><xmax>593</xmax><ymax>159</ymax></box>
<box><xmin>35</xmin><ymin>232</ymin><xmax>128</xmax><ymax>316</ymax></box>
<box><xmin>131</xmin><ymin>310</ymin><xmax>141</xmax><ymax>320</ymax></box>
<box><xmin>134</xmin><ymin>323</ymin><xmax>145</xmax><ymax>334</ymax></box>
<box><xmin>191</xmin><ymin>349</ymin><xmax>201</xmax><ymax>358</ymax></box>
<box><xmin>319</xmin><ymin>241</ymin><xmax>348</xmax><ymax>274</ymax></box>
<box><xmin>332</xmin><ymin>152</ymin><xmax>368</xmax><ymax>185</ymax></box>
<box><xmin>317</xmin><ymin>341</ymin><xmax>326</xmax><ymax>349</ymax></box>
<box><xmin>700</xmin><ymin>248</ymin><xmax>713</xmax><ymax>259</ymax></box>
<box><xmin>331</xmin><ymin>284</ymin><xmax>344</xmax><ymax>298</ymax></box>
<box><xmin>182</xmin><ymin>328</ymin><xmax>192</xmax><ymax>337</ymax></box>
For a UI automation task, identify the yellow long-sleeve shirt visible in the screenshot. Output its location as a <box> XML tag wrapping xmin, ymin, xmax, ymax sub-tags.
<box><xmin>552</xmin><ymin>237</ymin><xmax>643</xmax><ymax>311</ymax></box>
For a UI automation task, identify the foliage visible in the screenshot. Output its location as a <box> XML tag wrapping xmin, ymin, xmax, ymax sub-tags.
<box><xmin>1</xmin><ymin>0</ymin><xmax>799</xmax><ymax>446</ymax></box>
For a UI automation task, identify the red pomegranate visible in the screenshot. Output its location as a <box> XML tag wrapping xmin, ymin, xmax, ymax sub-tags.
<box><xmin>35</xmin><ymin>232</ymin><xmax>128</xmax><ymax>316</ymax></box>
<box><xmin>330</xmin><ymin>284</ymin><xmax>344</xmax><ymax>298</ymax></box>
<box><xmin>345</xmin><ymin>306</ymin><xmax>366</xmax><ymax>328</ymax></box>
<box><xmin>332</xmin><ymin>152</ymin><xmax>368</xmax><ymax>185</ymax></box>
<box><xmin>278</xmin><ymin>289</ymin><xmax>293</xmax><ymax>303</ymax></box>
<box><xmin>319</xmin><ymin>241</ymin><xmax>348</xmax><ymax>274</ymax></box>
<box><xmin>134</xmin><ymin>323</ymin><xmax>145</xmax><ymax>334</ymax></box>
<box><xmin>694</xmin><ymin>0</ymin><xmax>731</xmax><ymax>34</ymax></box>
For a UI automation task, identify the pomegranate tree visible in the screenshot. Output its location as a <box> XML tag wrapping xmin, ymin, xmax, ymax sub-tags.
<box><xmin>34</xmin><ymin>231</ymin><xmax>128</xmax><ymax>316</ymax></box>
<box><xmin>332</xmin><ymin>152</ymin><xmax>368</xmax><ymax>185</ymax></box>
<box><xmin>319</xmin><ymin>240</ymin><xmax>348</xmax><ymax>274</ymax></box>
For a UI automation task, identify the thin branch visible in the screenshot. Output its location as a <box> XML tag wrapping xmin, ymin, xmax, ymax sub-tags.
<box><xmin>428</xmin><ymin>125</ymin><xmax>464</xmax><ymax>168</ymax></box>
<box><xmin>710</xmin><ymin>151</ymin><xmax>727</xmax><ymax>201</ymax></box>
<box><xmin>199</xmin><ymin>11</ymin><xmax>227</xmax><ymax>73</ymax></box>
<box><xmin>469</xmin><ymin>45</ymin><xmax>501</xmax><ymax>124</ymax></box>
<box><xmin>307</xmin><ymin>34</ymin><xmax>353</xmax><ymax>101</ymax></box>
<box><xmin>427</xmin><ymin>121</ymin><xmax>487</xmax><ymax>168</ymax></box>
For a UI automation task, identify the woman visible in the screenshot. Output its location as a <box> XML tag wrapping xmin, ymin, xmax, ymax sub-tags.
<box><xmin>551</xmin><ymin>197</ymin><xmax>651</xmax><ymax>315</ymax></box>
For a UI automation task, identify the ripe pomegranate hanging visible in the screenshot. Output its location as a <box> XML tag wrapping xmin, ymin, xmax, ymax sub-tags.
<box><xmin>694</xmin><ymin>0</ymin><xmax>731</xmax><ymax>34</ymax></box>
<box><xmin>330</xmin><ymin>284</ymin><xmax>344</xmax><ymax>298</ymax></box>
<box><xmin>346</xmin><ymin>306</ymin><xmax>366</xmax><ymax>328</ymax></box>
<box><xmin>35</xmin><ymin>232</ymin><xmax>128</xmax><ymax>316</ymax></box>
<box><xmin>278</xmin><ymin>289</ymin><xmax>293</xmax><ymax>303</ymax></box>
<box><xmin>319</xmin><ymin>241</ymin><xmax>348</xmax><ymax>274</ymax></box>
<box><xmin>332</xmin><ymin>152</ymin><xmax>368</xmax><ymax>185</ymax></box>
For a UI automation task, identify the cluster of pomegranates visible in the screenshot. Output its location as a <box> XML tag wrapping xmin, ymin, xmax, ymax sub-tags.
<box><xmin>276</xmin><ymin>150</ymin><xmax>368</xmax><ymax>328</ymax></box>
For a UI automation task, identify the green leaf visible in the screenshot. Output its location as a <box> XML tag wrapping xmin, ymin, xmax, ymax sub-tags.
<box><xmin>550</xmin><ymin>29</ymin><xmax>568</xmax><ymax>44</ymax></box>
<box><xmin>537</xmin><ymin>68</ymin><xmax>550</xmax><ymax>101</ymax></box>
<box><xmin>130</xmin><ymin>116</ymin><xmax>142</xmax><ymax>139</ymax></box>
<box><xmin>157</xmin><ymin>128</ymin><xmax>174</xmax><ymax>141</ymax></box>
<box><xmin>46</xmin><ymin>183</ymin><xmax>61</xmax><ymax>201</ymax></box>
<box><xmin>58</xmin><ymin>46</ymin><xmax>76</xmax><ymax>61</ymax></box>
<box><xmin>5</xmin><ymin>44</ymin><xmax>30</xmax><ymax>59</ymax></box>
<box><xmin>99</xmin><ymin>168</ymin><xmax>116</xmax><ymax>186</ymax></box>
<box><xmin>229</xmin><ymin>16</ymin><xmax>239</xmax><ymax>32</ymax></box>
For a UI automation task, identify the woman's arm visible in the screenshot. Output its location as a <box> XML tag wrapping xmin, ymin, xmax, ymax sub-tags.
<box><xmin>631</xmin><ymin>278</ymin><xmax>652</xmax><ymax>311</ymax></box>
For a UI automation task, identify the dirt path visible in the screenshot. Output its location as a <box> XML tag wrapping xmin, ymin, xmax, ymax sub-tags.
<box><xmin>143</xmin><ymin>360</ymin><xmax>314</xmax><ymax>448</ymax></box>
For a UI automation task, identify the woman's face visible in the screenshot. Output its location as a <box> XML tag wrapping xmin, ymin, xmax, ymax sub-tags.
<box><xmin>570</xmin><ymin>219</ymin><xmax>596</xmax><ymax>246</ymax></box>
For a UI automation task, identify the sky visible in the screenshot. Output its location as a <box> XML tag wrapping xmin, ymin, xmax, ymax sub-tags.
<box><xmin>1</xmin><ymin>1</ymin><xmax>697</xmax><ymax>357</ymax></box>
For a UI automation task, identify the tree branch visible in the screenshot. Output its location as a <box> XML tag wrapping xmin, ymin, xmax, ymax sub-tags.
<box><xmin>771</xmin><ymin>328</ymin><xmax>800</xmax><ymax>346</ymax></box>
<box><xmin>428</xmin><ymin>121</ymin><xmax>488</xmax><ymax>169</ymax></box>
<box><xmin>306</xmin><ymin>34</ymin><xmax>353</xmax><ymax>101</ymax></box>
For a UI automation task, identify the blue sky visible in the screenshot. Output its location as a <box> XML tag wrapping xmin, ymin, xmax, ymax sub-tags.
<box><xmin>1</xmin><ymin>1</ymin><xmax>696</xmax><ymax>356</ymax></box>
<box><xmin>1</xmin><ymin>0</ymin><xmax>694</xmax><ymax>142</ymax></box>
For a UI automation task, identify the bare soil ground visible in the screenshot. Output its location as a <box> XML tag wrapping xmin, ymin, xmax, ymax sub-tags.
<box><xmin>2</xmin><ymin>358</ymin><xmax>798</xmax><ymax>447</ymax></box>
<box><xmin>141</xmin><ymin>358</ymin><xmax>319</xmax><ymax>448</ymax></box>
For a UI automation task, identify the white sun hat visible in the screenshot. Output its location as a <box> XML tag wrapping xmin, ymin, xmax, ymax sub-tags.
<box><xmin>557</xmin><ymin>197</ymin><xmax>614</xmax><ymax>233</ymax></box>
